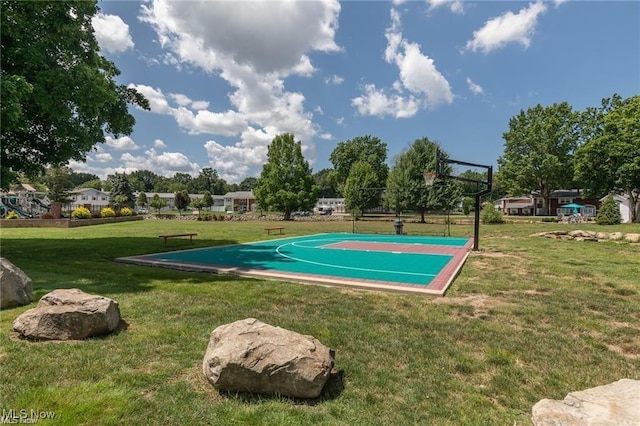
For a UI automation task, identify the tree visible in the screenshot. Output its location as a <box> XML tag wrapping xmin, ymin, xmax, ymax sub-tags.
<box><xmin>188</xmin><ymin>168</ymin><xmax>226</xmax><ymax>194</ymax></box>
<box><xmin>79</xmin><ymin>178</ymin><xmax>103</xmax><ymax>191</ymax></box>
<box><xmin>239</xmin><ymin>177</ymin><xmax>258</xmax><ymax>191</ymax></box>
<box><xmin>129</xmin><ymin>170</ymin><xmax>159</xmax><ymax>192</ymax></box>
<box><xmin>149</xmin><ymin>194</ymin><xmax>167</xmax><ymax>214</ymax></box>
<box><xmin>254</xmin><ymin>133</ymin><xmax>317</xmax><ymax>220</ymax></box>
<box><xmin>498</xmin><ymin>102</ymin><xmax>581</xmax><ymax>215</ymax></box>
<box><xmin>330</xmin><ymin>135</ymin><xmax>388</xmax><ymax>196</ymax></box>
<box><xmin>174</xmin><ymin>190</ymin><xmax>191</xmax><ymax>215</ymax></box>
<box><xmin>314</xmin><ymin>168</ymin><xmax>339</xmax><ymax>198</ymax></box>
<box><xmin>343</xmin><ymin>161</ymin><xmax>381</xmax><ymax>218</ymax></box>
<box><xmin>137</xmin><ymin>192</ymin><xmax>148</xmax><ymax>209</ymax></box>
<box><xmin>0</xmin><ymin>1</ymin><xmax>149</xmax><ymax>187</ymax></box>
<box><xmin>68</xmin><ymin>172</ymin><xmax>100</xmax><ymax>188</ymax></box>
<box><xmin>595</xmin><ymin>194</ymin><xmax>622</xmax><ymax>225</ymax></box>
<box><xmin>109</xmin><ymin>174</ymin><xmax>135</xmax><ymax>209</ymax></box>
<box><xmin>201</xmin><ymin>191</ymin><xmax>214</xmax><ymax>210</ymax></box>
<box><xmin>575</xmin><ymin>95</ymin><xmax>640</xmax><ymax>222</ymax></box>
<box><xmin>45</xmin><ymin>167</ymin><xmax>74</xmax><ymax>204</ymax></box>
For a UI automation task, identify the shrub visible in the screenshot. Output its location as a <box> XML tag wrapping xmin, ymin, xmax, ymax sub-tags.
<box><xmin>40</xmin><ymin>213</ymin><xmax>55</xmax><ymax>219</ymax></box>
<box><xmin>71</xmin><ymin>207</ymin><xmax>92</xmax><ymax>219</ymax></box>
<box><xmin>541</xmin><ymin>217</ymin><xmax>556</xmax><ymax>223</ymax></box>
<box><xmin>480</xmin><ymin>203</ymin><xmax>504</xmax><ymax>224</ymax></box>
<box><xmin>6</xmin><ymin>211</ymin><xmax>19</xmax><ymax>219</ymax></box>
<box><xmin>101</xmin><ymin>207</ymin><xmax>116</xmax><ymax>218</ymax></box>
<box><xmin>120</xmin><ymin>207</ymin><xmax>133</xmax><ymax>216</ymax></box>
<box><xmin>596</xmin><ymin>194</ymin><xmax>621</xmax><ymax>225</ymax></box>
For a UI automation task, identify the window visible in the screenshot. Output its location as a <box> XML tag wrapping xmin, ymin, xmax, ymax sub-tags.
<box><xmin>559</xmin><ymin>197</ymin><xmax>573</xmax><ymax>205</ymax></box>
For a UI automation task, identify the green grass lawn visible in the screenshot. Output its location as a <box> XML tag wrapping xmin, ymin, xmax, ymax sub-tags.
<box><xmin>1</xmin><ymin>219</ymin><xmax>639</xmax><ymax>425</ymax></box>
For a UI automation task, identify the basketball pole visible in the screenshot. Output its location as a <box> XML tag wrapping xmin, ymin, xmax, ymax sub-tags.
<box><xmin>428</xmin><ymin>148</ymin><xmax>493</xmax><ymax>251</ymax></box>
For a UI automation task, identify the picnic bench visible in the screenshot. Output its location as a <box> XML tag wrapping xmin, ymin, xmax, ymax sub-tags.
<box><xmin>264</xmin><ymin>226</ymin><xmax>285</xmax><ymax>235</ymax></box>
<box><xmin>159</xmin><ymin>233</ymin><xmax>197</xmax><ymax>246</ymax></box>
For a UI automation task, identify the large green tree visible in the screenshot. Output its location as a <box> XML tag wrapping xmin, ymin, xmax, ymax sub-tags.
<box><xmin>575</xmin><ymin>94</ymin><xmax>640</xmax><ymax>222</ymax></box>
<box><xmin>329</xmin><ymin>135</ymin><xmax>388</xmax><ymax>196</ymax></box>
<box><xmin>45</xmin><ymin>167</ymin><xmax>74</xmax><ymax>204</ymax></box>
<box><xmin>254</xmin><ymin>133</ymin><xmax>317</xmax><ymax>220</ymax></box>
<box><xmin>343</xmin><ymin>161</ymin><xmax>380</xmax><ymax>218</ymax></box>
<box><xmin>313</xmin><ymin>168</ymin><xmax>339</xmax><ymax>198</ymax></box>
<box><xmin>386</xmin><ymin>137</ymin><xmax>447</xmax><ymax>222</ymax></box>
<box><xmin>498</xmin><ymin>102</ymin><xmax>581</xmax><ymax>215</ymax></box>
<box><xmin>109</xmin><ymin>174</ymin><xmax>135</xmax><ymax>209</ymax></box>
<box><xmin>0</xmin><ymin>1</ymin><xmax>149</xmax><ymax>187</ymax></box>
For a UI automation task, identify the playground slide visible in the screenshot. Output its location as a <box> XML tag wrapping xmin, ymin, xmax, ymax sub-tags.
<box><xmin>5</xmin><ymin>202</ymin><xmax>33</xmax><ymax>218</ymax></box>
<box><xmin>32</xmin><ymin>198</ymin><xmax>51</xmax><ymax>210</ymax></box>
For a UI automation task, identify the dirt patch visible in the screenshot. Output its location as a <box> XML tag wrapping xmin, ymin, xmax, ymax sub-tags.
<box><xmin>432</xmin><ymin>294</ymin><xmax>504</xmax><ymax>318</ymax></box>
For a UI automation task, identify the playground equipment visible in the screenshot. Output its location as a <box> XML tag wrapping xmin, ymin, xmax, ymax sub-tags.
<box><xmin>0</xmin><ymin>195</ymin><xmax>35</xmax><ymax>218</ymax></box>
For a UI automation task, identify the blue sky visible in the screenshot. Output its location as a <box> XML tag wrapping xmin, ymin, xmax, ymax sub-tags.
<box><xmin>73</xmin><ymin>0</ymin><xmax>639</xmax><ymax>183</ymax></box>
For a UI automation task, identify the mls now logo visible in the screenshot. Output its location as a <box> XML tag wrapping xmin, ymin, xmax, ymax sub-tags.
<box><xmin>1</xmin><ymin>409</ymin><xmax>55</xmax><ymax>424</ymax></box>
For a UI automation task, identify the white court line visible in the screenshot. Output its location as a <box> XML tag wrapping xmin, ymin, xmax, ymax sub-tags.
<box><xmin>275</xmin><ymin>241</ymin><xmax>437</xmax><ymax>278</ymax></box>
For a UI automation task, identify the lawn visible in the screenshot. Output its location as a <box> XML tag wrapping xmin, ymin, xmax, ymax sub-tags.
<box><xmin>1</xmin><ymin>219</ymin><xmax>639</xmax><ymax>425</ymax></box>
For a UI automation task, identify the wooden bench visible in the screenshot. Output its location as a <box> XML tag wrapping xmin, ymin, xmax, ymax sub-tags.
<box><xmin>264</xmin><ymin>227</ymin><xmax>285</xmax><ymax>235</ymax></box>
<box><xmin>159</xmin><ymin>233</ymin><xmax>197</xmax><ymax>246</ymax></box>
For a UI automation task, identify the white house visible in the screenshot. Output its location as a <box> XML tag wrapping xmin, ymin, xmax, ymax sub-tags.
<box><xmin>70</xmin><ymin>188</ymin><xmax>111</xmax><ymax>214</ymax></box>
<box><xmin>315</xmin><ymin>197</ymin><xmax>346</xmax><ymax>214</ymax></box>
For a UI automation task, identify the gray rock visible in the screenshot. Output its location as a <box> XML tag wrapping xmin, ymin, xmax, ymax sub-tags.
<box><xmin>203</xmin><ymin>318</ymin><xmax>335</xmax><ymax>399</ymax></box>
<box><xmin>13</xmin><ymin>289</ymin><xmax>121</xmax><ymax>340</ymax></box>
<box><xmin>0</xmin><ymin>257</ymin><xmax>33</xmax><ymax>309</ymax></box>
<box><xmin>532</xmin><ymin>379</ymin><xmax>640</xmax><ymax>425</ymax></box>
<box><xmin>624</xmin><ymin>233</ymin><xmax>639</xmax><ymax>243</ymax></box>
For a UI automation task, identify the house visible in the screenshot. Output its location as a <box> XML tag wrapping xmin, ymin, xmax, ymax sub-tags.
<box><xmin>540</xmin><ymin>190</ymin><xmax>599</xmax><ymax>217</ymax></box>
<box><xmin>496</xmin><ymin>197</ymin><xmax>535</xmax><ymax>216</ymax></box>
<box><xmin>224</xmin><ymin>191</ymin><xmax>256</xmax><ymax>212</ymax></box>
<box><xmin>601</xmin><ymin>194</ymin><xmax>635</xmax><ymax>223</ymax></box>
<box><xmin>315</xmin><ymin>197</ymin><xmax>346</xmax><ymax>214</ymax></box>
<box><xmin>70</xmin><ymin>188</ymin><xmax>111</xmax><ymax>214</ymax></box>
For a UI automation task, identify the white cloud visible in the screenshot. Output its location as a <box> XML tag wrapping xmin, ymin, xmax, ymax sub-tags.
<box><xmin>154</xmin><ymin>139</ymin><xmax>167</xmax><ymax>149</ymax></box>
<box><xmin>466</xmin><ymin>77</ymin><xmax>484</xmax><ymax>95</ymax></box>
<box><xmin>95</xmin><ymin>153</ymin><xmax>113</xmax><ymax>163</ymax></box>
<box><xmin>427</xmin><ymin>0</ymin><xmax>465</xmax><ymax>15</ymax></box>
<box><xmin>465</xmin><ymin>2</ymin><xmax>548</xmax><ymax>53</ymax></box>
<box><xmin>353</xmin><ymin>7</ymin><xmax>453</xmax><ymax>118</ymax></box>
<box><xmin>105</xmin><ymin>136</ymin><xmax>139</xmax><ymax>151</ymax></box>
<box><xmin>129</xmin><ymin>84</ymin><xmax>172</xmax><ymax>114</ymax></box>
<box><xmin>139</xmin><ymin>0</ymin><xmax>340</xmax><ymax>75</ymax></box>
<box><xmin>173</xmin><ymin>107</ymin><xmax>248</xmax><ymax>137</ymax></box>
<box><xmin>352</xmin><ymin>84</ymin><xmax>421</xmax><ymax>119</ymax></box>
<box><xmin>92</xmin><ymin>13</ymin><xmax>135</xmax><ymax>54</ymax></box>
<box><xmin>120</xmin><ymin>149</ymin><xmax>200</xmax><ymax>177</ymax></box>
<box><xmin>325</xmin><ymin>74</ymin><xmax>344</xmax><ymax>85</ymax></box>
<box><xmin>132</xmin><ymin>0</ymin><xmax>342</xmax><ymax>181</ymax></box>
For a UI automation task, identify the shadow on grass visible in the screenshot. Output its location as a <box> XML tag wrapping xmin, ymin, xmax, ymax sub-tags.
<box><xmin>219</xmin><ymin>369</ymin><xmax>345</xmax><ymax>405</ymax></box>
<box><xmin>0</xmin><ymin>237</ymin><xmax>244</xmax><ymax>296</ymax></box>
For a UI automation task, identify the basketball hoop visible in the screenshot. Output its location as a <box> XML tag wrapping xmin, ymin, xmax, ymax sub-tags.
<box><xmin>423</xmin><ymin>171</ymin><xmax>437</xmax><ymax>187</ymax></box>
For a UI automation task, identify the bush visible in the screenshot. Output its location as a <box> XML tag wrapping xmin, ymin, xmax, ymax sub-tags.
<box><xmin>40</xmin><ymin>213</ymin><xmax>54</xmax><ymax>219</ymax></box>
<box><xmin>480</xmin><ymin>203</ymin><xmax>504</xmax><ymax>224</ymax></box>
<box><xmin>101</xmin><ymin>207</ymin><xmax>116</xmax><ymax>218</ymax></box>
<box><xmin>6</xmin><ymin>211</ymin><xmax>19</xmax><ymax>219</ymax></box>
<box><xmin>120</xmin><ymin>207</ymin><xmax>133</xmax><ymax>216</ymax></box>
<box><xmin>541</xmin><ymin>217</ymin><xmax>556</xmax><ymax>223</ymax></box>
<box><xmin>596</xmin><ymin>194</ymin><xmax>621</xmax><ymax>225</ymax></box>
<box><xmin>71</xmin><ymin>207</ymin><xmax>92</xmax><ymax>219</ymax></box>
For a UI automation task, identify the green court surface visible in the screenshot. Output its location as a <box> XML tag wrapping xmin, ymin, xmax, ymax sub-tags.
<box><xmin>117</xmin><ymin>233</ymin><xmax>473</xmax><ymax>296</ymax></box>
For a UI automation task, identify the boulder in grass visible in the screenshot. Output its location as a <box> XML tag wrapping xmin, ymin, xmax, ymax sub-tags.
<box><xmin>0</xmin><ymin>257</ymin><xmax>33</xmax><ymax>309</ymax></box>
<box><xmin>202</xmin><ymin>318</ymin><xmax>335</xmax><ymax>399</ymax></box>
<box><xmin>532</xmin><ymin>379</ymin><xmax>640</xmax><ymax>425</ymax></box>
<box><xmin>13</xmin><ymin>288</ymin><xmax>121</xmax><ymax>340</ymax></box>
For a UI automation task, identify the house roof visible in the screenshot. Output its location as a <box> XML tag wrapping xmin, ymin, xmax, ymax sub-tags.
<box><xmin>11</xmin><ymin>183</ymin><xmax>37</xmax><ymax>192</ymax></box>
<box><xmin>224</xmin><ymin>191</ymin><xmax>255</xmax><ymax>199</ymax></box>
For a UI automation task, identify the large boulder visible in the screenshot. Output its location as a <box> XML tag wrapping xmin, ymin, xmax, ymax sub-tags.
<box><xmin>532</xmin><ymin>379</ymin><xmax>640</xmax><ymax>425</ymax></box>
<box><xmin>0</xmin><ymin>257</ymin><xmax>33</xmax><ymax>309</ymax></box>
<box><xmin>202</xmin><ymin>318</ymin><xmax>335</xmax><ymax>399</ymax></box>
<box><xmin>13</xmin><ymin>288</ymin><xmax>121</xmax><ymax>340</ymax></box>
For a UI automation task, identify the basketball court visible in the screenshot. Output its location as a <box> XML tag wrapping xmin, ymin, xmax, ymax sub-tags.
<box><xmin>116</xmin><ymin>233</ymin><xmax>473</xmax><ymax>296</ymax></box>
